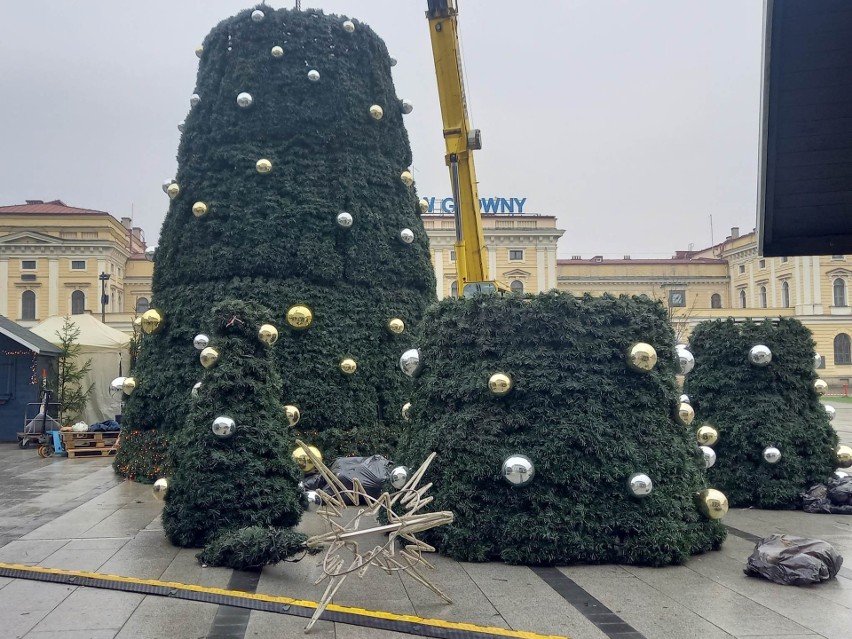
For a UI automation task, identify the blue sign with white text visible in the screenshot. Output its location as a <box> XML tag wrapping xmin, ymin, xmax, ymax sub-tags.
<box><xmin>422</xmin><ymin>197</ymin><xmax>527</xmax><ymax>215</ymax></box>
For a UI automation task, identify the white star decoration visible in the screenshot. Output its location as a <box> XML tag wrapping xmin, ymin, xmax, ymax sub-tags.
<box><xmin>295</xmin><ymin>440</ymin><xmax>454</xmax><ymax>633</ymax></box>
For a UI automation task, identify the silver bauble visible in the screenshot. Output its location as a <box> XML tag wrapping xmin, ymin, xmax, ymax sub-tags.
<box><xmin>628</xmin><ymin>472</ymin><xmax>653</xmax><ymax>498</ymax></box>
<box><xmin>336</xmin><ymin>212</ymin><xmax>353</xmax><ymax>228</ymax></box>
<box><xmin>389</xmin><ymin>55</ymin><xmax>398</xmax><ymax>67</ymax></box>
<box><xmin>191</xmin><ymin>381</ymin><xmax>202</xmax><ymax>398</ymax></box>
<box><xmin>178</xmin><ymin>122</ymin><xmax>185</xmax><ymax>132</ymax></box>
<box><xmin>271</xmin><ymin>45</ymin><xmax>284</xmax><ymax>58</ymax></box>
<box><xmin>305</xmin><ymin>490</ymin><xmax>322</xmax><ymax>511</ymax></box>
<box><xmin>679</xmin><ymin>393</ymin><xmax>691</xmax><ymax>405</ymax></box>
<box><xmin>390</xmin><ymin>466</ymin><xmax>410</xmax><ymax>490</ymax></box>
<box><xmin>700</xmin><ymin>445</ymin><xmax>716</xmax><ymax>469</ymax></box>
<box><xmin>251</xmin><ymin>9</ymin><xmax>265</xmax><ymax>22</ymax></box>
<box><xmin>190</xmin><ymin>94</ymin><xmax>201</xmax><ymax>107</ymax></box>
<box><xmin>308</xmin><ymin>69</ymin><xmax>320</xmax><ymax>82</ymax></box>
<box><xmin>815</xmin><ymin>352</ymin><xmax>822</xmax><ymax>368</ymax></box>
<box><xmin>162</xmin><ymin>179</ymin><xmax>174</xmax><ymax>193</ymax></box>
<box><xmin>109</xmin><ymin>376</ymin><xmax>127</xmax><ymax>396</ymax></box>
<box><xmin>748</xmin><ymin>344</ymin><xmax>772</xmax><ymax>366</ymax></box>
<box><xmin>400</xmin><ymin>228</ymin><xmax>415</xmax><ymax>244</ymax></box>
<box><xmin>825</xmin><ymin>404</ymin><xmax>836</xmax><ymax>421</ymax></box>
<box><xmin>195</xmin><ymin>45</ymin><xmax>203</xmax><ymax>58</ymax></box>
<box><xmin>401</xmin><ymin>401</ymin><xmax>412</xmax><ymax>421</ymax></box>
<box><xmin>814</xmin><ymin>379</ymin><xmax>828</xmax><ymax>396</ymax></box>
<box><xmin>399</xmin><ymin>349</ymin><xmax>422</xmax><ymax>377</ymax></box>
<box><xmin>502</xmin><ymin>455</ymin><xmax>535</xmax><ymax>487</ymax></box>
<box><xmin>236</xmin><ymin>92</ymin><xmax>253</xmax><ymax>108</ymax></box>
<box><xmin>342</xmin><ymin>20</ymin><xmax>355</xmax><ymax>32</ymax></box>
<box><xmin>762</xmin><ymin>446</ymin><xmax>782</xmax><ymax>464</ymax></box>
<box><xmin>677</xmin><ymin>348</ymin><xmax>695</xmax><ymax>375</ymax></box>
<box><xmin>193</xmin><ymin>333</ymin><xmax>210</xmax><ymax>350</ymax></box>
<box><xmin>212</xmin><ymin>416</ymin><xmax>237</xmax><ymax>439</ymax></box>
<box><xmin>152</xmin><ymin>478</ymin><xmax>169</xmax><ymax>501</ymax></box>
<box><xmin>401</xmin><ymin>99</ymin><xmax>414</xmax><ymax>114</ymax></box>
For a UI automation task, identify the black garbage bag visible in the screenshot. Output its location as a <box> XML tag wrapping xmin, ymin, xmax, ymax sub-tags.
<box><xmin>300</xmin><ymin>455</ymin><xmax>393</xmax><ymax>501</ymax></box>
<box><xmin>801</xmin><ymin>477</ymin><xmax>852</xmax><ymax>515</ymax></box>
<box><xmin>744</xmin><ymin>534</ymin><xmax>843</xmax><ymax>585</ymax></box>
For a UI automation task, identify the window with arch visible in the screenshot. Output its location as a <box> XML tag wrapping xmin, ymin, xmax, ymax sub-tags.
<box><xmin>710</xmin><ymin>293</ymin><xmax>722</xmax><ymax>309</ymax></box>
<box><xmin>835</xmin><ymin>333</ymin><xmax>851</xmax><ymax>365</ymax></box>
<box><xmin>510</xmin><ymin>280</ymin><xmax>524</xmax><ymax>294</ymax></box>
<box><xmin>449</xmin><ymin>281</ymin><xmax>458</xmax><ymax>298</ymax></box>
<box><xmin>739</xmin><ymin>289</ymin><xmax>746</xmax><ymax>308</ymax></box>
<box><xmin>759</xmin><ymin>286</ymin><xmax>767</xmax><ymax>308</ymax></box>
<box><xmin>21</xmin><ymin>290</ymin><xmax>36</xmax><ymax>320</ymax></box>
<box><xmin>136</xmin><ymin>297</ymin><xmax>150</xmax><ymax>313</ymax></box>
<box><xmin>71</xmin><ymin>290</ymin><xmax>85</xmax><ymax>315</ymax></box>
<box><xmin>834</xmin><ymin>278</ymin><xmax>847</xmax><ymax>307</ymax></box>
<box><xmin>781</xmin><ymin>280</ymin><xmax>790</xmax><ymax>308</ymax></box>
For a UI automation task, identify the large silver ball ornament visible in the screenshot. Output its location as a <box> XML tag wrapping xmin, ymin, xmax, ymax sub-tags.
<box><xmin>390</xmin><ymin>466</ymin><xmax>410</xmax><ymax>490</ymax></box>
<box><xmin>305</xmin><ymin>490</ymin><xmax>322</xmax><ymax>511</ymax></box>
<box><xmin>109</xmin><ymin>376</ymin><xmax>127</xmax><ymax>396</ymax></box>
<box><xmin>399</xmin><ymin>349</ymin><xmax>422</xmax><ymax>377</ymax></box>
<box><xmin>190</xmin><ymin>94</ymin><xmax>201</xmax><ymax>107</ymax></box>
<box><xmin>626</xmin><ymin>342</ymin><xmax>657</xmax><ymax>372</ymax></box>
<box><xmin>679</xmin><ymin>393</ymin><xmax>691</xmax><ymax>405</ymax></box>
<box><xmin>762</xmin><ymin>447</ymin><xmax>782</xmax><ymax>464</ymax></box>
<box><xmin>401</xmin><ymin>402</ymin><xmax>412</xmax><ymax>420</ymax></box>
<box><xmin>814</xmin><ymin>379</ymin><xmax>828</xmax><ymax>396</ymax></box>
<box><xmin>258</xmin><ymin>324</ymin><xmax>279</xmax><ymax>345</ymax></box>
<box><xmin>825</xmin><ymin>404</ymin><xmax>837</xmax><ymax>421</ymax></box>
<box><xmin>236</xmin><ymin>92</ymin><xmax>253</xmax><ymax>108</ymax></box>
<box><xmin>400</xmin><ymin>228</ymin><xmax>415</xmax><ymax>244</ymax></box>
<box><xmin>193</xmin><ymin>333</ymin><xmax>210</xmax><ymax>350</ymax></box>
<box><xmin>502</xmin><ymin>455</ymin><xmax>535</xmax><ymax>487</ymax></box>
<box><xmin>336</xmin><ymin>212</ymin><xmax>353</xmax><ymax>228</ymax></box>
<box><xmin>342</xmin><ymin>19</ymin><xmax>355</xmax><ymax>32</ymax></box>
<box><xmin>284</xmin><ymin>405</ymin><xmax>301</xmax><ymax>427</ymax></box>
<box><xmin>627</xmin><ymin>473</ymin><xmax>653</xmax><ymax>498</ymax></box>
<box><xmin>251</xmin><ymin>9</ymin><xmax>265</xmax><ymax>22</ymax></box>
<box><xmin>152</xmin><ymin>478</ymin><xmax>169</xmax><ymax>501</ymax></box>
<box><xmin>191</xmin><ymin>382</ymin><xmax>202</xmax><ymax>398</ymax></box>
<box><xmin>677</xmin><ymin>348</ymin><xmax>695</xmax><ymax>375</ymax></box>
<box><xmin>815</xmin><ymin>353</ymin><xmax>823</xmax><ymax>368</ymax></box>
<box><xmin>700</xmin><ymin>445</ymin><xmax>716</xmax><ymax>469</ymax></box>
<box><xmin>271</xmin><ymin>45</ymin><xmax>284</xmax><ymax>58</ymax></box>
<box><xmin>162</xmin><ymin>179</ymin><xmax>174</xmax><ymax>193</ymax></box>
<box><xmin>212</xmin><ymin>416</ymin><xmax>237</xmax><ymax>439</ymax></box>
<box><xmin>369</xmin><ymin>105</ymin><xmax>384</xmax><ymax>120</ymax></box>
<box><xmin>389</xmin><ymin>55</ymin><xmax>398</xmax><ymax>67</ymax></box>
<box><xmin>749</xmin><ymin>344</ymin><xmax>772</xmax><ymax>366</ymax></box>
<box><xmin>308</xmin><ymin>69</ymin><xmax>320</xmax><ymax>82</ymax></box>
<box><xmin>401</xmin><ymin>99</ymin><xmax>414</xmax><ymax>114</ymax></box>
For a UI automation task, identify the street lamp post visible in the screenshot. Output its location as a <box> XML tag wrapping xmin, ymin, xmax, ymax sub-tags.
<box><xmin>99</xmin><ymin>272</ymin><xmax>111</xmax><ymax>323</ymax></box>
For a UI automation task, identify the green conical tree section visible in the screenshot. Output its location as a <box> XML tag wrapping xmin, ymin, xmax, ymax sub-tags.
<box><xmin>162</xmin><ymin>299</ymin><xmax>305</xmax><ymax>568</ymax></box>
<box><xmin>683</xmin><ymin>318</ymin><xmax>837</xmax><ymax>508</ymax></box>
<box><xmin>114</xmin><ymin>6</ymin><xmax>435</xmax><ymax>481</ymax></box>
<box><xmin>395</xmin><ymin>292</ymin><xmax>726</xmax><ymax>566</ymax></box>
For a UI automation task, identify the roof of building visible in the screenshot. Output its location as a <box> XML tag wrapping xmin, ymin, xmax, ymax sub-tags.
<box><xmin>0</xmin><ymin>200</ymin><xmax>109</xmax><ymax>216</ymax></box>
<box><xmin>0</xmin><ymin>315</ymin><xmax>62</xmax><ymax>356</ymax></box>
<box><xmin>558</xmin><ymin>257</ymin><xmax>727</xmax><ymax>266</ymax></box>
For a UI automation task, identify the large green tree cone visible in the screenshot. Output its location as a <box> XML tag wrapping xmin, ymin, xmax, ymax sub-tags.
<box><xmin>115</xmin><ymin>6</ymin><xmax>435</xmax><ymax>481</ymax></box>
<box><xmin>684</xmin><ymin>318</ymin><xmax>838</xmax><ymax>508</ymax></box>
<box><xmin>395</xmin><ymin>292</ymin><xmax>726</xmax><ymax>566</ymax></box>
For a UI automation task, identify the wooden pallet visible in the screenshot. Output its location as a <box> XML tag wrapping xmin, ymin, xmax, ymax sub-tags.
<box><xmin>66</xmin><ymin>447</ymin><xmax>118</xmax><ymax>459</ymax></box>
<box><xmin>60</xmin><ymin>432</ymin><xmax>120</xmax><ymax>458</ymax></box>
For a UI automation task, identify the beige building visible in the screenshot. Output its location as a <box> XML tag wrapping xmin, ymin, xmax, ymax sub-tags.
<box><xmin>0</xmin><ymin>200</ymin><xmax>153</xmax><ymax>332</ymax></box>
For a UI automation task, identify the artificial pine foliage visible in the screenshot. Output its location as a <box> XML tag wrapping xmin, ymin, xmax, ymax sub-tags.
<box><xmin>395</xmin><ymin>292</ymin><xmax>726</xmax><ymax>566</ymax></box>
<box><xmin>684</xmin><ymin>318</ymin><xmax>838</xmax><ymax>508</ymax></box>
<box><xmin>114</xmin><ymin>6</ymin><xmax>435</xmax><ymax>481</ymax></box>
<box><xmin>53</xmin><ymin>316</ymin><xmax>94</xmax><ymax>425</ymax></box>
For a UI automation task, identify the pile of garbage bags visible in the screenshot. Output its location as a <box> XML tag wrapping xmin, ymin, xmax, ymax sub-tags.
<box><xmin>801</xmin><ymin>476</ymin><xmax>852</xmax><ymax>515</ymax></box>
<box><xmin>745</xmin><ymin>534</ymin><xmax>843</xmax><ymax>585</ymax></box>
<box><xmin>302</xmin><ymin>455</ymin><xmax>393</xmax><ymax>502</ymax></box>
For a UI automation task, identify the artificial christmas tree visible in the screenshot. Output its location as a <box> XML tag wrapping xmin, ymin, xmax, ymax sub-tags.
<box><xmin>684</xmin><ymin>318</ymin><xmax>839</xmax><ymax>508</ymax></box>
<box><xmin>395</xmin><ymin>292</ymin><xmax>727</xmax><ymax>566</ymax></box>
<box><xmin>114</xmin><ymin>6</ymin><xmax>436</xmax><ymax>484</ymax></box>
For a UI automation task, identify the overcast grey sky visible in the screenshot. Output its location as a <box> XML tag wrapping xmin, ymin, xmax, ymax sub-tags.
<box><xmin>0</xmin><ymin>0</ymin><xmax>764</xmax><ymax>258</ymax></box>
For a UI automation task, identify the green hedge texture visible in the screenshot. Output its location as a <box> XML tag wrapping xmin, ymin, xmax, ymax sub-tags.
<box><xmin>683</xmin><ymin>318</ymin><xmax>838</xmax><ymax>508</ymax></box>
<box><xmin>395</xmin><ymin>292</ymin><xmax>727</xmax><ymax>566</ymax></box>
<box><xmin>114</xmin><ymin>6</ymin><xmax>435</xmax><ymax>481</ymax></box>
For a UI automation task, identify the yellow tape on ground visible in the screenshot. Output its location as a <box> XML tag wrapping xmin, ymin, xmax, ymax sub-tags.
<box><xmin>0</xmin><ymin>562</ymin><xmax>568</xmax><ymax>639</ymax></box>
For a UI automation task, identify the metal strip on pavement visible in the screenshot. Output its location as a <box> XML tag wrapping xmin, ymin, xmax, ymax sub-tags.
<box><xmin>207</xmin><ymin>568</ymin><xmax>262</xmax><ymax>639</ymax></box>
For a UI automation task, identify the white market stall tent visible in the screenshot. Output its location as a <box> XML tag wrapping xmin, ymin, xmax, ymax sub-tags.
<box><xmin>30</xmin><ymin>314</ymin><xmax>130</xmax><ymax>425</ymax></box>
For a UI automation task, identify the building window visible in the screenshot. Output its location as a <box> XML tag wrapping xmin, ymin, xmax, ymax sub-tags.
<box><xmin>834</xmin><ymin>333</ymin><xmax>851</xmax><ymax>365</ymax></box>
<box><xmin>71</xmin><ymin>260</ymin><xmax>86</xmax><ymax>270</ymax></box>
<box><xmin>781</xmin><ymin>281</ymin><xmax>790</xmax><ymax>307</ymax></box>
<box><xmin>834</xmin><ymin>278</ymin><xmax>847</xmax><ymax>307</ymax></box>
<box><xmin>21</xmin><ymin>290</ymin><xmax>36</xmax><ymax>320</ymax></box>
<box><xmin>510</xmin><ymin>280</ymin><xmax>524</xmax><ymax>294</ymax></box>
<box><xmin>509</xmin><ymin>249</ymin><xmax>524</xmax><ymax>261</ymax></box>
<box><xmin>781</xmin><ymin>256</ymin><xmax>788</xmax><ymax>263</ymax></box>
<box><xmin>450</xmin><ymin>281</ymin><xmax>458</xmax><ymax>298</ymax></box>
<box><xmin>21</xmin><ymin>260</ymin><xmax>36</xmax><ymax>270</ymax></box>
<box><xmin>669</xmin><ymin>290</ymin><xmax>686</xmax><ymax>307</ymax></box>
<box><xmin>136</xmin><ymin>297</ymin><xmax>150</xmax><ymax>313</ymax></box>
<box><xmin>739</xmin><ymin>289</ymin><xmax>747</xmax><ymax>308</ymax></box>
<box><xmin>759</xmin><ymin>286</ymin><xmax>767</xmax><ymax>308</ymax></box>
<box><xmin>832</xmin><ymin>255</ymin><xmax>845</xmax><ymax>260</ymax></box>
<box><xmin>759</xmin><ymin>259</ymin><xmax>766</xmax><ymax>269</ymax></box>
<box><xmin>738</xmin><ymin>264</ymin><xmax>745</xmax><ymax>274</ymax></box>
<box><xmin>71</xmin><ymin>290</ymin><xmax>85</xmax><ymax>315</ymax></box>
<box><xmin>710</xmin><ymin>293</ymin><xmax>722</xmax><ymax>309</ymax></box>
<box><xmin>449</xmin><ymin>250</ymin><xmax>456</xmax><ymax>262</ymax></box>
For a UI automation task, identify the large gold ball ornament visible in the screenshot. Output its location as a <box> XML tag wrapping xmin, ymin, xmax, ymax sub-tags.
<box><xmin>256</xmin><ymin>159</ymin><xmax>272</xmax><ymax>174</ymax></box>
<box><xmin>251</xmin><ymin>9</ymin><xmax>265</xmax><ymax>22</ymax></box>
<box><xmin>369</xmin><ymin>105</ymin><xmax>384</xmax><ymax>120</ymax></box>
<box><xmin>152</xmin><ymin>478</ymin><xmax>169</xmax><ymax>501</ymax></box>
<box><xmin>626</xmin><ymin>342</ymin><xmax>657</xmax><ymax>372</ymax></box>
<box><xmin>696</xmin><ymin>488</ymin><xmax>729</xmax><ymax>520</ymax></box>
<box><xmin>195</xmin><ymin>45</ymin><xmax>203</xmax><ymax>58</ymax></box>
<box><xmin>166</xmin><ymin>183</ymin><xmax>180</xmax><ymax>200</ymax></box>
<box><xmin>286</xmin><ymin>305</ymin><xmax>313</xmax><ymax>330</ymax></box>
<box><xmin>271</xmin><ymin>45</ymin><xmax>284</xmax><ymax>58</ymax></box>
<box><xmin>696</xmin><ymin>425</ymin><xmax>719</xmax><ymax>447</ymax></box>
<box><xmin>400</xmin><ymin>170</ymin><xmax>414</xmax><ymax>186</ymax></box>
<box><xmin>342</xmin><ymin>19</ymin><xmax>355</xmax><ymax>32</ymax></box>
<box><xmin>340</xmin><ymin>358</ymin><xmax>357</xmax><ymax>375</ymax></box>
<box><xmin>258</xmin><ymin>324</ymin><xmax>279</xmax><ymax>346</ymax></box>
<box><xmin>200</xmin><ymin>346</ymin><xmax>220</xmax><ymax>369</ymax></box>
<box><xmin>418</xmin><ymin>199</ymin><xmax>429</xmax><ymax>214</ymax></box>
<box><xmin>140</xmin><ymin>309</ymin><xmax>163</xmax><ymax>335</ymax></box>
<box><xmin>387</xmin><ymin>318</ymin><xmax>405</xmax><ymax>334</ymax></box>
<box><xmin>192</xmin><ymin>201</ymin><xmax>208</xmax><ymax>218</ymax></box>
<box><xmin>814</xmin><ymin>379</ymin><xmax>828</xmax><ymax>396</ymax></box>
<box><xmin>121</xmin><ymin>377</ymin><xmax>137</xmax><ymax>396</ymax></box>
<box><xmin>284</xmin><ymin>405</ymin><xmax>301</xmax><ymax>427</ymax></box>
<box><xmin>402</xmin><ymin>402</ymin><xmax>412</xmax><ymax>421</ymax></box>
<box><xmin>676</xmin><ymin>402</ymin><xmax>695</xmax><ymax>426</ymax></box>
<box><xmin>488</xmin><ymin>373</ymin><xmax>513</xmax><ymax>396</ymax></box>
<box><xmin>837</xmin><ymin>444</ymin><xmax>852</xmax><ymax>469</ymax></box>
<box><xmin>292</xmin><ymin>445</ymin><xmax>323</xmax><ymax>473</ymax></box>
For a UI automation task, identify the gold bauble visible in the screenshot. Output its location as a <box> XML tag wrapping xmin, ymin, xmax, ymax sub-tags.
<box><xmin>271</xmin><ymin>45</ymin><xmax>284</xmax><ymax>58</ymax></box>
<box><xmin>166</xmin><ymin>183</ymin><xmax>180</xmax><ymax>200</ymax></box>
<box><xmin>200</xmin><ymin>346</ymin><xmax>220</xmax><ymax>369</ymax></box>
<box><xmin>292</xmin><ymin>445</ymin><xmax>322</xmax><ymax>473</ymax></box>
<box><xmin>387</xmin><ymin>318</ymin><xmax>405</xmax><ymax>334</ymax></box>
<box><xmin>152</xmin><ymin>478</ymin><xmax>169</xmax><ymax>501</ymax></box>
<box><xmin>676</xmin><ymin>402</ymin><xmax>695</xmax><ymax>426</ymax></box>
<box><xmin>696</xmin><ymin>425</ymin><xmax>719</xmax><ymax>447</ymax></box>
<box><xmin>258</xmin><ymin>324</ymin><xmax>279</xmax><ymax>345</ymax></box>
<box><xmin>696</xmin><ymin>488</ymin><xmax>729</xmax><ymax>520</ymax></box>
<box><xmin>626</xmin><ymin>342</ymin><xmax>657</xmax><ymax>372</ymax></box>
<box><xmin>488</xmin><ymin>372</ymin><xmax>513</xmax><ymax>396</ymax></box>
<box><xmin>369</xmin><ymin>104</ymin><xmax>384</xmax><ymax>120</ymax></box>
<box><xmin>814</xmin><ymin>379</ymin><xmax>828</xmax><ymax>396</ymax></box>
<box><xmin>418</xmin><ymin>199</ymin><xmax>429</xmax><ymax>214</ymax></box>
<box><xmin>402</xmin><ymin>402</ymin><xmax>412</xmax><ymax>421</ymax></box>
<box><xmin>195</xmin><ymin>45</ymin><xmax>203</xmax><ymax>58</ymax></box>
<box><xmin>284</xmin><ymin>405</ymin><xmax>301</xmax><ymax>427</ymax></box>
<box><xmin>121</xmin><ymin>377</ymin><xmax>137</xmax><ymax>396</ymax></box>
<box><xmin>837</xmin><ymin>444</ymin><xmax>852</xmax><ymax>469</ymax></box>
<box><xmin>256</xmin><ymin>158</ymin><xmax>272</xmax><ymax>174</ymax></box>
<box><xmin>192</xmin><ymin>201</ymin><xmax>208</xmax><ymax>218</ymax></box>
<box><xmin>340</xmin><ymin>358</ymin><xmax>357</xmax><ymax>375</ymax></box>
<box><xmin>133</xmin><ymin>317</ymin><xmax>142</xmax><ymax>329</ymax></box>
<box><xmin>400</xmin><ymin>170</ymin><xmax>414</xmax><ymax>186</ymax></box>
<box><xmin>140</xmin><ymin>309</ymin><xmax>163</xmax><ymax>335</ymax></box>
<box><xmin>286</xmin><ymin>305</ymin><xmax>313</xmax><ymax>330</ymax></box>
